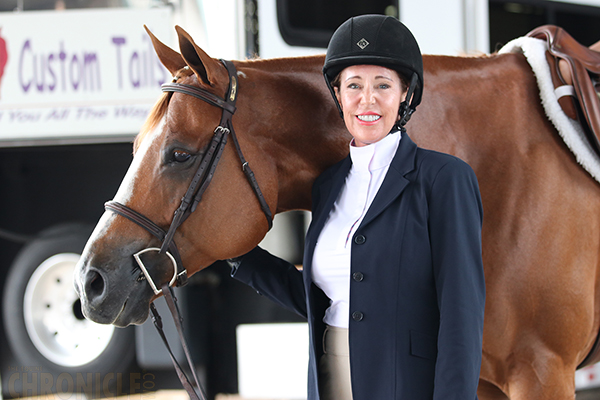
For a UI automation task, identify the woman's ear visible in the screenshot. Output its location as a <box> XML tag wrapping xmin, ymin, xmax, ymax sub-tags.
<box><xmin>334</xmin><ymin>87</ymin><xmax>343</xmax><ymax>111</ymax></box>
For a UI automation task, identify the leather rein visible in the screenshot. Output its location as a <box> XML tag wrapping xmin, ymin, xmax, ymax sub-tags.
<box><xmin>104</xmin><ymin>60</ymin><xmax>273</xmax><ymax>400</ymax></box>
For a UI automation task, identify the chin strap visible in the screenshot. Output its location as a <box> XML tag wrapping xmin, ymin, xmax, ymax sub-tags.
<box><xmin>397</xmin><ymin>73</ymin><xmax>419</xmax><ymax>130</ymax></box>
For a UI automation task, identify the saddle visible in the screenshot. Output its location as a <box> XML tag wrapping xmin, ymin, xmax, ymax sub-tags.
<box><xmin>527</xmin><ymin>25</ymin><xmax>600</xmax><ymax>154</ymax></box>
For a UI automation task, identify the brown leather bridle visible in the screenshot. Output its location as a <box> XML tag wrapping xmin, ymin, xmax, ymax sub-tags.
<box><xmin>103</xmin><ymin>60</ymin><xmax>273</xmax><ymax>400</ymax></box>
<box><xmin>105</xmin><ymin>59</ymin><xmax>272</xmax><ymax>291</ymax></box>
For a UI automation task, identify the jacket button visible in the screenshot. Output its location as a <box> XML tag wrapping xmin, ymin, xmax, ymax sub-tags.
<box><xmin>352</xmin><ymin>311</ymin><xmax>364</xmax><ymax>322</ymax></box>
<box><xmin>354</xmin><ymin>235</ymin><xmax>366</xmax><ymax>245</ymax></box>
<box><xmin>352</xmin><ymin>272</ymin><xmax>364</xmax><ymax>282</ymax></box>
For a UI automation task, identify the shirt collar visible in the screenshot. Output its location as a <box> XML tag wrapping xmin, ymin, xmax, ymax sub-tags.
<box><xmin>349</xmin><ymin>130</ymin><xmax>401</xmax><ymax>172</ymax></box>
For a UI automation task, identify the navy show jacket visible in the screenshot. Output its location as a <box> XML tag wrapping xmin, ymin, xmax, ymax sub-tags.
<box><xmin>232</xmin><ymin>133</ymin><xmax>485</xmax><ymax>400</ymax></box>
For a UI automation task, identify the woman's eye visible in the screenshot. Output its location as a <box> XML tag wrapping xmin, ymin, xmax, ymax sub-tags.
<box><xmin>172</xmin><ymin>150</ymin><xmax>191</xmax><ymax>163</ymax></box>
<box><xmin>347</xmin><ymin>83</ymin><xmax>359</xmax><ymax>89</ymax></box>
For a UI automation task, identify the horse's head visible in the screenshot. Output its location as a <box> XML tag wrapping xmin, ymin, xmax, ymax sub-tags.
<box><xmin>74</xmin><ymin>26</ymin><xmax>277</xmax><ymax>327</ymax></box>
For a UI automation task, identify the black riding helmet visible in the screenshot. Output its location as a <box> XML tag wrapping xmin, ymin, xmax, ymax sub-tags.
<box><xmin>323</xmin><ymin>15</ymin><xmax>423</xmax><ymax>128</ymax></box>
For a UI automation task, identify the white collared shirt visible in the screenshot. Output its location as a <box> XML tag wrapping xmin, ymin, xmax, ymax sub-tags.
<box><xmin>312</xmin><ymin>131</ymin><xmax>401</xmax><ymax>328</ymax></box>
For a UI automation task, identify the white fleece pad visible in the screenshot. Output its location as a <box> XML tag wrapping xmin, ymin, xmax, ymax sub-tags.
<box><xmin>499</xmin><ymin>37</ymin><xmax>600</xmax><ymax>184</ymax></box>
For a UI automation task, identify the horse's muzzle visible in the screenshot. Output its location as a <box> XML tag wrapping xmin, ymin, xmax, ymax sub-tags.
<box><xmin>75</xmin><ymin>262</ymin><xmax>150</xmax><ymax>327</ymax></box>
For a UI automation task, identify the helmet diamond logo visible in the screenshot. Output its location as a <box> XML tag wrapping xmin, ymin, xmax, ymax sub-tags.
<box><xmin>357</xmin><ymin>38</ymin><xmax>369</xmax><ymax>49</ymax></box>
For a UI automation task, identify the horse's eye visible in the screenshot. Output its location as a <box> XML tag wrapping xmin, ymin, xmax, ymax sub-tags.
<box><xmin>173</xmin><ymin>150</ymin><xmax>191</xmax><ymax>163</ymax></box>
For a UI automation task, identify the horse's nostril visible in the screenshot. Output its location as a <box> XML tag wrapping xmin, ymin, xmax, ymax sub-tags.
<box><xmin>86</xmin><ymin>269</ymin><xmax>105</xmax><ymax>299</ymax></box>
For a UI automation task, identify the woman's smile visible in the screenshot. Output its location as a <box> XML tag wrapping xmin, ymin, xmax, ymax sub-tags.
<box><xmin>335</xmin><ymin>65</ymin><xmax>407</xmax><ymax>147</ymax></box>
<box><xmin>356</xmin><ymin>113</ymin><xmax>382</xmax><ymax>124</ymax></box>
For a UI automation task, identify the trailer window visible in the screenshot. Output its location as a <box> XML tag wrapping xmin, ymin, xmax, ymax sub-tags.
<box><xmin>489</xmin><ymin>0</ymin><xmax>600</xmax><ymax>51</ymax></box>
<box><xmin>276</xmin><ymin>0</ymin><xmax>399</xmax><ymax>48</ymax></box>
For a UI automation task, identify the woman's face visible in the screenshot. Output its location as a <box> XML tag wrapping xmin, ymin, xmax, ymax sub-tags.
<box><xmin>335</xmin><ymin>65</ymin><xmax>407</xmax><ymax>147</ymax></box>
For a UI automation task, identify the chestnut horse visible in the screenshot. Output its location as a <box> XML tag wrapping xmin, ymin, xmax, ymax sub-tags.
<box><xmin>74</xmin><ymin>25</ymin><xmax>600</xmax><ymax>400</ymax></box>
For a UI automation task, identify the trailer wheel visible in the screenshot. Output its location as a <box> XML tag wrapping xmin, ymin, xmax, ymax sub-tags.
<box><xmin>2</xmin><ymin>223</ymin><xmax>137</xmax><ymax>397</ymax></box>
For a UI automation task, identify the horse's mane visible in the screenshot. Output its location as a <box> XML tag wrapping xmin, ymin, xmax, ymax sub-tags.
<box><xmin>134</xmin><ymin>92</ymin><xmax>171</xmax><ymax>154</ymax></box>
<box><xmin>134</xmin><ymin>65</ymin><xmax>197</xmax><ymax>153</ymax></box>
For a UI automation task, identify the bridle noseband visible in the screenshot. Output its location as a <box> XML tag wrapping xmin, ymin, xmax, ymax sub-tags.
<box><xmin>105</xmin><ymin>59</ymin><xmax>272</xmax><ymax>293</ymax></box>
<box><xmin>103</xmin><ymin>60</ymin><xmax>273</xmax><ymax>400</ymax></box>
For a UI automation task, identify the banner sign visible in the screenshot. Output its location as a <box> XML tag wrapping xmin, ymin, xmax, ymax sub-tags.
<box><xmin>0</xmin><ymin>7</ymin><xmax>172</xmax><ymax>143</ymax></box>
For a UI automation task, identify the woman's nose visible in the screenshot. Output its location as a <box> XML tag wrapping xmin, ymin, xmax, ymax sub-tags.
<box><xmin>359</xmin><ymin>88</ymin><xmax>376</xmax><ymax>104</ymax></box>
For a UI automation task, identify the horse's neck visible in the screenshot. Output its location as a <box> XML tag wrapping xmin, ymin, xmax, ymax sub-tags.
<box><xmin>271</xmin><ymin>98</ymin><xmax>349</xmax><ymax>212</ymax></box>
<box><xmin>243</xmin><ymin>56</ymin><xmax>351</xmax><ymax>212</ymax></box>
<box><xmin>274</xmin><ymin>122</ymin><xmax>349</xmax><ymax>212</ymax></box>
<box><xmin>259</xmin><ymin>52</ymin><xmax>552</xmax><ymax>213</ymax></box>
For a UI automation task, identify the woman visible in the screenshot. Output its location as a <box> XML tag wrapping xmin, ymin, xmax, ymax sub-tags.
<box><xmin>230</xmin><ymin>14</ymin><xmax>485</xmax><ymax>400</ymax></box>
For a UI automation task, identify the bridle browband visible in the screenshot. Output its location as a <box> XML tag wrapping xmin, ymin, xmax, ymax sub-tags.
<box><xmin>103</xmin><ymin>60</ymin><xmax>273</xmax><ymax>400</ymax></box>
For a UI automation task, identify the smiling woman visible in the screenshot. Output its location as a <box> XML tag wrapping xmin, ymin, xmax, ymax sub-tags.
<box><xmin>231</xmin><ymin>15</ymin><xmax>485</xmax><ymax>400</ymax></box>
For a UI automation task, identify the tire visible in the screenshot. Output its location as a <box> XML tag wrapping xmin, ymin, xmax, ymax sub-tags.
<box><xmin>2</xmin><ymin>223</ymin><xmax>138</xmax><ymax>398</ymax></box>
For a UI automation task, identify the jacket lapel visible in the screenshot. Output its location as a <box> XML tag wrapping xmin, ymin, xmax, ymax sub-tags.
<box><xmin>359</xmin><ymin>133</ymin><xmax>418</xmax><ymax>228</ymax></box>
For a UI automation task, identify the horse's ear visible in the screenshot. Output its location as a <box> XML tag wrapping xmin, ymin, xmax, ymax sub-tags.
<box><xmin>144</xmin><ymin>25</ymin><xmax>186</xmax><ymax>75</ymax></box>
<box><xmin>175</xmin><ymin>25</ymin><xmax>220</xmax><ymax>87</ymax></box>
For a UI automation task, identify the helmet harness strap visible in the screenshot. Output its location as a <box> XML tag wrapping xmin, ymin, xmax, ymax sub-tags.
<box><xmin>324</xmin><ymin>73</ymin><xmax>345</xmax><ymax>119</ymax></box>
<box><xmin>396</xmin><ymin>73</ymin><xmax>419</xmax><ymax>132</ymax></box>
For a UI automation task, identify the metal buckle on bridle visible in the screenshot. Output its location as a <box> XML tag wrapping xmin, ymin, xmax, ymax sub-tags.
<box><xmin>214</xmin><ymin>125</ymin><xmax>230</xmax><ymax>135</ymax></box>
<box><xmin>133</xmin><ymin>247</ymin><xmax>180</xmax><ymax>295</ymax></box>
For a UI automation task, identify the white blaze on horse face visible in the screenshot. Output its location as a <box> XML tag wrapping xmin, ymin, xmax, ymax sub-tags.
<box><xmin>75</xmin><ymin>118</ymin><xmax>166</xmax><ymax>277</ymax></box>
<box><xmin>114</xmin><ymin>117</ymin><xmax>166</xmax><ymax>205</ymax></box>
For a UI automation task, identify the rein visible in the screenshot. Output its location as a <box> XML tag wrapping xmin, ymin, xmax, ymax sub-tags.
<box><xmin>104</xmin><ymin>59</ymin><xmax>273</xmax><ymax>400</ymax></box>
